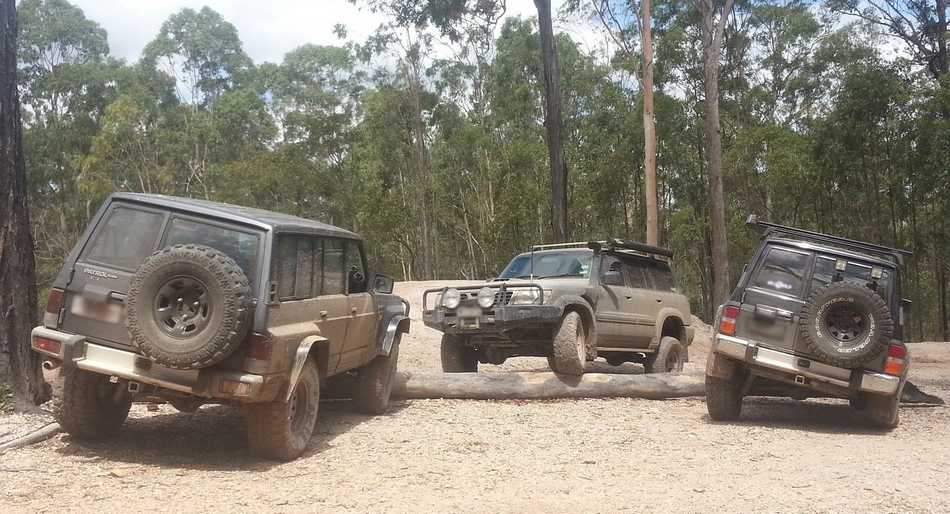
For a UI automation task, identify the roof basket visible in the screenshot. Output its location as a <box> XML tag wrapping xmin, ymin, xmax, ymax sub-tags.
<box><xmin>531</xmin><ymin>240</ymin><xmax>673</xmax><ymax>259</ymax></box>
<box><xmin>745</xmin><ymin>214</ymin><xmax>911</xmax><ymax>265</ymax></box>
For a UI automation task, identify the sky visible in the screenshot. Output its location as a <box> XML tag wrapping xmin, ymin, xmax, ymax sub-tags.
<box><xmin>69</xmin><ymin>0</ymin><xmax>574</xmax><ymax>65</ymax></box>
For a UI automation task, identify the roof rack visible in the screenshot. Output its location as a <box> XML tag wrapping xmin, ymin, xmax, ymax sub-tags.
<box><xmin>530</xmin><ymin>239</ymin><xmax>673</xmax><ymax>258</ymax></box>
<box><xmin>745</xmin><ymin>215</ymin><xmax>911</xmax><ymax>266</ymax></box>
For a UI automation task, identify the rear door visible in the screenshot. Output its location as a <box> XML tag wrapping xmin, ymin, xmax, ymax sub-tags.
<box><xmin>60</xmin><ymin>204</ymin><xmax>168</xmax><ymax>347</ymax></box>
<box><xmin>620</xmin><ymin>256</ymin><xmax>658</xmax><ymax>349</ymax></box>
<box><xmin>735</xmin><ymin>245</ymin><xmax>813</xmax><ymax>353</ymax></box>
<box><xmin>338</xmin><ymin>240</ymin><xmax>378</xmax><ymax>372</ymax></box>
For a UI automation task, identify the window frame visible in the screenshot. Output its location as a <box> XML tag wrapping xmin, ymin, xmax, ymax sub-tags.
<box><xmin>270</xmin><ymin>234</ymin><xmax>363</xmax><ymax>302</ymax></box>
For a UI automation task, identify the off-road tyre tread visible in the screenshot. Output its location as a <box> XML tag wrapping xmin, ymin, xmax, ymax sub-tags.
<box><xmin>799</xmin><ymin>281</ymin><xmax>892</xmax><ymax>369</ymax></box>
<box><xmin>353</xmin><ymin>336</ymin><xmax>401</xmax><ymax>414</ymax></box>
<box><xmin>645</xmin><ymin>336</ymin><xmax>685</xmax><ymax>374</ymax></box>
<box><xmin>56</xmin><ymin>367</ymin><xmax>132</xmax><ymax>439</ymax></box>
<box><xmin>441</xmin><ymin>335</ymin><xmax>478</xmax><ymax>372</ymax></box>
<box><xmin>246</xmin><ymin>360</ymin><xmax>320</xmax><ymax>461</ymax></box>
<box><xmin>549</xmin><ymin>311</ymin><xmax>586</xmax><ymax>375</ymax></box>
<box><xmin>127</xmin><ymin>244</ymin><xmax>250</xmax><ymax>370</ymax></box>
<box><xmin>705</xmin><ymin>374</ymin><xmax>744</xmax><ymax>421</ymax></box>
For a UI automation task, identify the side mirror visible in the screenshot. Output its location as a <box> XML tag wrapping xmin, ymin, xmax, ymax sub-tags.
<box><xmin>371</xmin><ymin>273</ymin><xmax>395</xmax><ymax>294</ymax></box>
<box><xmin>602</xmin><ymin>270</ymin><xmax>624</xmax><ymax>286</ymax></box>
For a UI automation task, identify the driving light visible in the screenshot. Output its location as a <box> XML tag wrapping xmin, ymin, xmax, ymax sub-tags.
<box><xmin>477</xmin><ymin>287</ymin><xmax>495</xmax><ymax>308</ymax></box>
<box><xmin>442</xmin><ymin>288</ymin><xmax>461</xmax><ymax>309</ymax></box>
<box><xmin>509</xmin><ymin>289</ymin><xmax>541</xmax><ymax>305</ymax></box>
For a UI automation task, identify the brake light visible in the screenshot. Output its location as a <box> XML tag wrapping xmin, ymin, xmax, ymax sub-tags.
<box><xmin>884</xmin><ymin>344</ymin><xmax>907</xmax><ymax>376</ymax></box>
<box><xmin>719</xmin><ymin>305</ymin><xmax>740</xmax><ymax>336</ymax></box>
<box><xmin>46</xmin><ymin>288</ymin><xmax>64</xmax><ymax>315</ymax></box>
<box><xmin>33</xmin><ymin>336</ymin><xmax>62</xmax><ymax>356</ymax></box>
<box><xmin>246</xmin><ymin>333</ymin><xmax>273</xmax><ymax>361</ymax></box>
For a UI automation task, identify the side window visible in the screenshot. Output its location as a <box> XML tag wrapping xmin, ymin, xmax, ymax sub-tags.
<box><xmin>273</xmin><ymin>235</ymin><xmax>318</xmax><ymax>301</ymax></box>
<box><xmin>83</xmin><ymin>207</ymin><xmax>164</xmax><ymax>270</ymax></box>
<box><xmin>622</xmin><ymin>258</ymin><xmax>651</xmax><ymax>289</ymax></box>
<box><xmin>323</xmin><ymin>239</ymin><xmax>345</xmax><ymax>295</ymax></box>
<box><xmin>601</xmin><ymin>255</ymin><xmax>626</xmax><ymax>286</ymax></box>
<box><xmin>647</xmin><ymin>261</ymin><xmax>677</xmax><ymax>292</ymax></box>
<box><xmin>345</xmin><ymin>240</ymin><xmax>367</xmax><ymax>293</ymax></box>
<box><xmin>750</xmin><ymin>247</ymin><xmax>811</xmax><ymax>297</ymax></box>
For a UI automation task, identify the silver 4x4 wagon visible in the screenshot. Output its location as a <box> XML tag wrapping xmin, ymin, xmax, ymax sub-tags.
<box><xmin>32</xmin><ymin>193</ymin><xmax>409</xmax><ymax>460</ymax></box>
<box><xmin>706</xmin><ymin>217</ymin><xmax>911</xmax><ymax>428</ymax></box>
<box><xmin>423</xmin><ymin>240</ymin><xmax>694</xmax><ymax>375</ymax></box>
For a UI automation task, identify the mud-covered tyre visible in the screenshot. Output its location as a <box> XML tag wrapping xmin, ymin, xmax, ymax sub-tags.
<box><xmin>799</xmin><ymin>282</ymin><xmax>892</xmax><ymax>369</ymax></box>
<box><xmin>645</xmin><ymin>336</ymin><xmax>686</xmax><ymax>374</ymax></box>
<box><xmin>127</xmin><ymin>244</ymin><xmax>250</xmax><ymax>369</ymax></box>
<box><xmin>56</xmin><ymin>367</ymin><xmax>132</xmax><ymax>439</ymax></box>
<box><xmin>353</xmin><ymin>336</ymin><xmax>401</xmax><ymax>414</ymax></box>
<box><xmin>549</xmin><ymin>311</ymin><xmax>586</xmax><ymax>375</ymax></box>
<box><xmin>865</xmin><ymin>392</ymin><xmax>900</xmax><ymax>429</ymax></box>
<box><xmin>246</xmin><ymin>360</ymin><xmax>320</xmax><ymax>461</ymax></box>
<box><xmin>706</xmin><ymin>374</ymin><xmax>743</xmax><ymax>421</ymax></box>
<box><xmin>441</xmin><ymin>335</ymin><xmax>478</xmax><ymax>372</ymax></box>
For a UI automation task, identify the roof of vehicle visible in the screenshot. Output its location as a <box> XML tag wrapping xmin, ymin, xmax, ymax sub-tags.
<box><xmin>766</xmin><ymin>238</ymin><xmax>899</xmax><ymax>269</ymax></box>
<box><xmin>110</xmin><ymin>193</ymin><xmax>361</xmax><ymax>239</ymax></box>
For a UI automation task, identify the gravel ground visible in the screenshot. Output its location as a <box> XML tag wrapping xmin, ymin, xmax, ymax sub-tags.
<box><xmin>1</xmin><ymin>281</ymin><xmax>948</xmax><ymax>513</ymax></box>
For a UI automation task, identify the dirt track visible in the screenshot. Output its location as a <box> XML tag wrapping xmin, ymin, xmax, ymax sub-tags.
<box><xmin>2</xmin><ymin>281</ymin><xmax>949</xmax><ymax>513</ymax></box>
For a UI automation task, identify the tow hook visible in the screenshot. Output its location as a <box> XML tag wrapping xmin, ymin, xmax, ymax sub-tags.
<box><xmin>127</xmin><ymin>381</ymin><xmax>141</xmax><ymax>394</ymax></box>
<box><xmin>794</xmin><ymin>375</ymin><xmax>806</xmax><ymax>385</ymax></box>
<box><xmin>41</xmin><ymin>359</ymin><xmax>61</xmax><ymax>371</ymax></box>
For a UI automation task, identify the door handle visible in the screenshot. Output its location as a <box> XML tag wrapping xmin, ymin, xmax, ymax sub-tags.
<box><xmin>625</xmin><ymin>296</ymin><xmax>632</xmax><ymax>301</ymax></box>
<box><xmin>351</xmin><ymin>307</ymin><xmax>358</xmax><ymax>314</ymax></box>
<box><xmin>755</xmin><ymin>304</ymin><xmax>792</xmax><ymax>320</ymax></box>
<box><xmin>655</xmin><ymin>299</ymin><xmax>662</xmax><ymax>303</ymax></box>
<box><xmin>319</xmin><ymin>310</ymin><xmax>328</xmax><ymax>317</ymax></box>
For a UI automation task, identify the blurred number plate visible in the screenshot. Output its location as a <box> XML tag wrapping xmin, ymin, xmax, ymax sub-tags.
<box><xmin>457</xmin><ymin>306</ymin><xmax>482</xmax><ymax>318</ymax></box>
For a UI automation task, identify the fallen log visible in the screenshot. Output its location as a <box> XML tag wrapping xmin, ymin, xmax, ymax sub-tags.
<box><xmin>0</xmin><ymin>423</ymin><xmax>61</xmax><ymax>453</ymax></box>
<box><xmin>392</xmin><ymin>371</ymin><xmax>706</xmax><ymax>400</ymax></box>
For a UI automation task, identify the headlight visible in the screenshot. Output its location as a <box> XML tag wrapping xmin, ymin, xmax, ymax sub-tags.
<box><xmin>477</xmin><ymin>287</ymin><xmax>495</xmax><ymax>308</ymax></box>
<box><xmin>509</xmin><ymin>289</ymin><xmax>541</xmax><ymax>305</ymax></box>
<box><xmin>442</xmin><ymin>288</ymin><xmax>461</xmax><ymax>309</ymax></box>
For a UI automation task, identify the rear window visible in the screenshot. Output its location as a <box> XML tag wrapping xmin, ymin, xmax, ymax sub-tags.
<box><xmin>750</xmin><ymin>247</ymin><xmax>810</xmax><ymax>297</ymax></box>
<box><xmin>83</xmin><ymin>207</ymin><xmax>165</xmax><ymax>270</ymax></box>
<box><xmin>162</xmin><ymin>217</ymin><xmax>259</xmax><ymax>283</ymax></box>
<box><xmin>811</xmin><ymin>256</ymin><xmax>892</xmax><ymax>300</ymax></box>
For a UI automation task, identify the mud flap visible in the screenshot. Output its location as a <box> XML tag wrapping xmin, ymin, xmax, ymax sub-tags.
<box><xmin>705</xmin><ymin>351</ymin><xmax>737</xmax><ymax>380</ymax></box>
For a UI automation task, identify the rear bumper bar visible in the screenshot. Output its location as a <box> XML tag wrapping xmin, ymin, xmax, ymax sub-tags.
<box><xmin>713</xmin><ymin>334</ymin><xmax>901</xmax><ymax>396</ymax></box>
<box><xmin>31</xmin><ymin>326</ymin><xmax>277</xmax><ymax>402</ymax></box>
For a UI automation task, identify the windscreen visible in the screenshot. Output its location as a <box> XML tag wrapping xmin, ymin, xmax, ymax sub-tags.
<box><xmin>498</xmin><ymin>250</ymin><xmax>593</xmax><ymax>279</ymax></box>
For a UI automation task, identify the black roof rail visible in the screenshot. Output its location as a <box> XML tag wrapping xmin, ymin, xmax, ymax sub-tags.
<box><xmin>745</xmin><ymin>215</ymin><xmax>911</xmax><ymax>266</ymax></box>
<box><xmin>589</xmin><ymin>239</ymin><xmax>674</xmax><ymax>259</ymax></box>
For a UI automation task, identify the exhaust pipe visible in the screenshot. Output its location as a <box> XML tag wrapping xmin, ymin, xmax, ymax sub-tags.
<box><xmin>42</xmin><ymin>360</ymin><xmax>61</xmax><ymax>371</ymax></box>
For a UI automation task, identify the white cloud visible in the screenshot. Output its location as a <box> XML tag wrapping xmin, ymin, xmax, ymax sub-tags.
<box><xmin>68</xmin><ymin>0</ymin><xmax>575</xmax><ymax>65</ymax></box>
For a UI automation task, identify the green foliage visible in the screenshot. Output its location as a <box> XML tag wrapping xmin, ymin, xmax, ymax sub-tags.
<box><xmin>18</xmin><ymin>1</ymin><xmax>950</xmax><ymax>338</ymax></box>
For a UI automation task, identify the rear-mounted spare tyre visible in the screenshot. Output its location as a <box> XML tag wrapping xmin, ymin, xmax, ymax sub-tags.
<box><xmin>798</xmin><ymin>281</ymin><xmax>893</xmax><ymax>369</ymax></box>
<box><xmin>127</xmin><ymin>244</ymin><xmax>251</xmax><ymax>369</ymax></box>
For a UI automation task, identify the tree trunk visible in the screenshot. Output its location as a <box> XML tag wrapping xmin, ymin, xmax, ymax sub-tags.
<box><xmin>534</xmin><ymin>0</ymin><xmax>569</xmax><ymax>243</ymax></box>
<box><xmin>392</xmin><ymin>370</ymin><xmax>705</xmax><ymax>400</ymax></box>
<box><xmin>641</xmin><ymin>0</ymin><xmax>658</xmax><ymax>246</ymax></box>
<box><xmin>699</xmin><ymin>0</ymin><xmax>734</xmax><ymax>307</ymax></box>
<box><xmin>0</xmin><ymin>0</ymin><xmax>48</xmax><ymax>407</ymax></box>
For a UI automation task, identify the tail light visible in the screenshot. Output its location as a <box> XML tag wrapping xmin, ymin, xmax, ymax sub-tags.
<box><xmin>883</xmin><ymin>344</ymin><xmax>907</xmax><ymax>376</ymax></box>
<box><xmin>33</xmin><ymin>336</ymin><xmax>63</xmax><ymax>356</ymax></box>
<box><xmin>246</xmin><ymin>333</ymin><xmax>273</xmax><ymax>361</ymax></box>
<box><xmin>43</xmin><ymin>288</ymin><xmax>65</xmax><ymax>327</ymax></box>
<box><xmin>719</xmin><ymin>305</ymin><xmax>740</xmax><ymax>336</ymax></box>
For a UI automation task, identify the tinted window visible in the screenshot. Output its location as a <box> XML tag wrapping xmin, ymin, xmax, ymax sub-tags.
<box><xmin>811</xmin><ymin>256</ymin><xmax>891</xmax><ymax>300</ymax></box>
<box><xmin>323</xmin><ymin>239</ymin><xmax>345</xmax><ymax>295</ymax></box>
<box><xmin>345</xmin><ymin>240</ymin><xmax>367</xmax><ymax>293</ymax></box>
<box><xmin>751</xmin><ymin>247</ymin><xmax>810</xmax><ymax>297</ymax></box>
<box><xmin>646</xmin><ymin>260</ymin><xmax>677</xmax><ymax>292</ymax></box>
<box><xmin>84</xmin><ymin>207</ymin><xmax>164</xmax><ymax>270</ymax></box>
<box><xmin>622</xmin><ymin>258</ymin><xmax>650</xmax><ymax>289</ymax></box>
<box><xmin>273</xmin><ymin>235</ymin><xmax>319</xmax><ymax>300</ymax></box>
<box><xmin>163</xmin><ymin>217</ymin><xmax>259</xmax><ymax>282</ymax></box>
